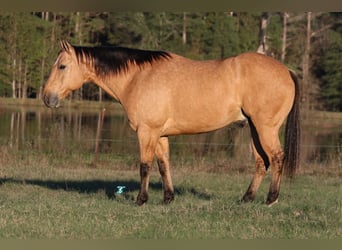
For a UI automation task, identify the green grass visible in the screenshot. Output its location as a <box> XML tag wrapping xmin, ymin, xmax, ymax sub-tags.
<box><xmin>0</xmin><ymin>150</ymin><xmax>341</xmax><ymax>239</ymax></box>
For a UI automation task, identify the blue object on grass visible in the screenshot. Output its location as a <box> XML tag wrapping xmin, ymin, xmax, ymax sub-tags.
<box><xmin>116</xmin><ymin>186</ymin><xmax>126</xmax><ymax>194</ymax></box>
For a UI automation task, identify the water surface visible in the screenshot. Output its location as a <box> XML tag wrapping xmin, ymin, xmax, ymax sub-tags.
<box><xmin>0</xmin><ymin>105</ymin><xmax>340</xmax><ymax>169</ymax></box>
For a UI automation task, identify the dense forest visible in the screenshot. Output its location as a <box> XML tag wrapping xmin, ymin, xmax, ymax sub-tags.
<box><xmin>0</xmin><ymin>12</ymin><xmax>341</xmax><ymax>111</ymax></box>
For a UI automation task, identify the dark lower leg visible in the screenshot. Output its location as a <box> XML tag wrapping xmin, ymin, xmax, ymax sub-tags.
<box><xmin>155</xmin><ymin>137</ymin><xmax>174</xmax><ymax>204</ymax></box>
<box><xmin>242</xmin><ymin>158</ymin><xmax>267</xmax><ymax>202</ymax></box>
<box><xmin>136</xmin><ymin>162</ymin><xmax>151</xmax><ymax>206</ymax></box>
<box><xmin>157</xmin><ymin>159</ymin><xmax>174</xmax><ymax>204</ymax></box>
<box><xmin>266</xmin><ymin>151</ymin><xmax>284</xmax><ymax>205</ymax></box>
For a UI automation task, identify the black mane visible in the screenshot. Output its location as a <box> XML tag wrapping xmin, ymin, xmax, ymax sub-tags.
<box><xmin>72</xmin><ymin>45</ymin><xmax>171</xmax><ymax>76</ymax></box>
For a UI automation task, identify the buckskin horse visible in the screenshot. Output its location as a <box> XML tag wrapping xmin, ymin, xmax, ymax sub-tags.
<box><xmin>43</xmin><ymin>41</ymin><xmax>300</xmax><ymax>206</ymax></box>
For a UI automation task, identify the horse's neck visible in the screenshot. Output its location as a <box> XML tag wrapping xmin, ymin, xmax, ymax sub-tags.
<box><xmin>85</xmin><ymin>65</ymin><xmax>138</xmax><ymax>103</ymax></box>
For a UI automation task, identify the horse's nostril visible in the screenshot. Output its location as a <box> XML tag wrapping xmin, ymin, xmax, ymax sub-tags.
<box><xmin>43</xmin><ymin>93</ymin><xmax>60</xmax><ymax>108</ymax></box>
<box><xmin>43</xmin><ymin>95</ymin><xmax>49</xmax><ymax>106</ymax></box>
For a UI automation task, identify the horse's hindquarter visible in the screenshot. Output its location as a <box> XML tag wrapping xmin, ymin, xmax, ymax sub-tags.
<box><xmin>235</xmin><ymin>53</ymin><xmax>295</xmax><ymax>126</ymax></box>
<box><xmin>124</xmin><ymin>54</ymin><xmax>245</xmax><ymax>135</ymax></box>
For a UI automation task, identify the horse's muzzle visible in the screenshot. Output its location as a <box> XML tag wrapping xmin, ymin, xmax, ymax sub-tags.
<box><xmin>43</xmin><ymin>93</ymin><xmax>60</xmax><ymax>108</ymax></box>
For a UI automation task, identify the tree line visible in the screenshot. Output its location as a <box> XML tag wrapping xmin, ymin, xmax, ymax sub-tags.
<box><xmin>0</xmin><ymin>12</ymin><xmax>340</xmax><ymax>111</ymax></box>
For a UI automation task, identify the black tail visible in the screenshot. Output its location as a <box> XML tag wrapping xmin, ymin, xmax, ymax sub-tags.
<box><xmin>283</xmin><ymin>70</ymin><xmax>301</xmax><ymax>177</ymax></box>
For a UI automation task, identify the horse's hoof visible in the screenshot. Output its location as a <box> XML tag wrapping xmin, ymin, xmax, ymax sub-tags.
<box><xmin>266</xmin><ymin>191</ymin><xmax>279</xmax><ymax>206</ymax></box>
<box><xmin>163</xmin><ymin>191</ymin><xmax>175</xmax><ymax>204</ymax></box>
<box><xmin>241</xmin><ymin>193</ymin><xmax>255</xmax><ymax>203</ymax></box>
<box><xmin>266</xmin><ymin>198</ymin><xmax>278</xmax><ymax>207</ymax></box>
<box><xmin>136</xmin><ymin>193</ymin><xmax>148</xmax><ymax>206</ymax></box>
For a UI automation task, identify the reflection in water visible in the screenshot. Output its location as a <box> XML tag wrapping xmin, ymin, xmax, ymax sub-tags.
<box><xmin>0</xmin><ymin>106</ymin><xmax>341</xmax><ymax>169</ymax></box>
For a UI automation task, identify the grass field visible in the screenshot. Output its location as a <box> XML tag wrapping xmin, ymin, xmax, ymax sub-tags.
<box><xmin>0</xmin><ymin>148</ymin><xmax>341</xmax><ymax>239</ymax></box>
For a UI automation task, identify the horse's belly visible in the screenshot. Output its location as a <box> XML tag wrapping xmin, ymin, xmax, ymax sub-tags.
<box><xmin>161</xmin><ymin>107</ymin><xmax>246</xmax><ymax>136</ymax></box>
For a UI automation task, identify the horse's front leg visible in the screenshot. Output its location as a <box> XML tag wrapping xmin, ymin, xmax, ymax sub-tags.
<box><xmin>155</xmin><ymin>136</ymin><xmax>174</xmax><ymax>204</ymax></box>
<box><xmin>136</xmin><ymin>127</ymin><xmax>159</xmax><ymax>206</ymax></box>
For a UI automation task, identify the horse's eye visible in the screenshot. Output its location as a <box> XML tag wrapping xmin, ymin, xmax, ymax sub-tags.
<box><xmin>58</xmin><ymin>64</ymin><xmax>66</xmax><ymax>70</ymax></box>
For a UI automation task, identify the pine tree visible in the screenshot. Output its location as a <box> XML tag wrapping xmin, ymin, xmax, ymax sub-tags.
<box><xmin>316</xmin><ymin>26</ymin><xmax>342</xmax><ymax>111</ymax></box>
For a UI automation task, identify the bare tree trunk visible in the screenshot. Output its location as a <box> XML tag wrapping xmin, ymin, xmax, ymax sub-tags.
<box><xmin>38</xmin><ymin>58</ymin><xmax>45</xmax><ymax>100</ymax></box>
<box><xmin>12</xmin><ymin>58</ymin><xmax>16</xmax><ymax>99</ymax></box>
<box><xmin>41</xmin><ymin>11</ymin><xmax>49</xmax><ymax>21</ymax></box>
<box><xmin>75</xmin><ymin>12</ymin><xmax>82</xmax><ymax>45</ymax></box>
<box><xmin>11</xmin><ymin>14</ymin><xmax>17</xmax><ymax>99</ymax></box>
<box><xmin>74</xmin><ymin>12</ymin><xmax>83</xmax><ymax>101</ymax></box>
<box><xmin>281</xmin><ymin>12</ymin><xmax>288</xmax><ymax>63</ymax></box>
<box><xmin>182</xmin><ymin>12</ymin><xmax>187</xmax><ymax>45</ymax></box>
<box><xmin>18</xmin><ymin>59</ymin><xmax>22</xmax><ymax>99</ymax></box>
<box><xmin>302</xmin><ymin>12</ymin><xmax>312</xmax><ymax>109</ymax></box>
<box><xmin>50</xmin><ymin>13</ymin><xmax>56</xmax><ymax>43</ymax></box>
<box><xmin>99</xmin><ymin>88</ymin><xmax>103</xmax><ymax>102</ymax></box>
<box><xmin>257</xmin><ymin>12</ymin><xmax>269</xmax><ymax>55</ymax></box>
<box><xmin>10</xmin><ymin>112</ymin><xmax>15</xmax><ymax>148</ymax></box>
<box><xmin>22</xmin><ymin>63</ymin><xmax>28</xmax><ymax>99</ymax></box>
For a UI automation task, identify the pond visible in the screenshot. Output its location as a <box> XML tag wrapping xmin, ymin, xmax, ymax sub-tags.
<box><xmin>0</xmin><ymin>104</ymin><xmax>341</xmax><ymax>170</ymax></box>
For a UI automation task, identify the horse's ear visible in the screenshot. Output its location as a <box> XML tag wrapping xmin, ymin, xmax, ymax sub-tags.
<box><xmin>58</xmin><ymin>40</ymin><xmax>73</xmax><ymax>53</ymax></box>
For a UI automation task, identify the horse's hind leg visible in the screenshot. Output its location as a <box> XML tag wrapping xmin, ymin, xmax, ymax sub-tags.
<box><xmin>155</xmin><ymin>136</ymin><xmax>174</xmax><ymax>204</ymax></box>
<box><xmin>257</xmin><ymin>128</ymin><xmax>284</xmax><ymax>206</ymax></box>
<box><xmin>242</xmin><ymin>119</ymin><xmax>268</xmax><ymax>202</ymax></box>
<box><xmin>242</xmin><ymin>142</ymin><xmax>267</xmax><ymax>202</ymax></box>
<box><xmin>242</xmin><ymin>118</ymin><xmax>284</xmax><ymax>205</ymax></box>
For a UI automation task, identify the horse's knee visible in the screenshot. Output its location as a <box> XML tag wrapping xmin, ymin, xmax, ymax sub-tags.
<box><xmin>255</xmin><ymin>158</ymin><xmax>267</xmax><ymax>175</ymax></box>
<box><xmin>271</xmin><ymin>151</ymin><xmax>284</xmax><ymax>173</ymax></box>
<box><xmin>140</xmin><ymin>163</ymin><xmax>151</xmax><ymax>177</ymax></box>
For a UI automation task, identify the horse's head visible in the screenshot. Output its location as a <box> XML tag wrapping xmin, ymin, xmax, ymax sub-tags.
<box><xmin>43</xmin><ymin>40</ymin><xmax>85</xmax><ymax>108</ymax></box>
